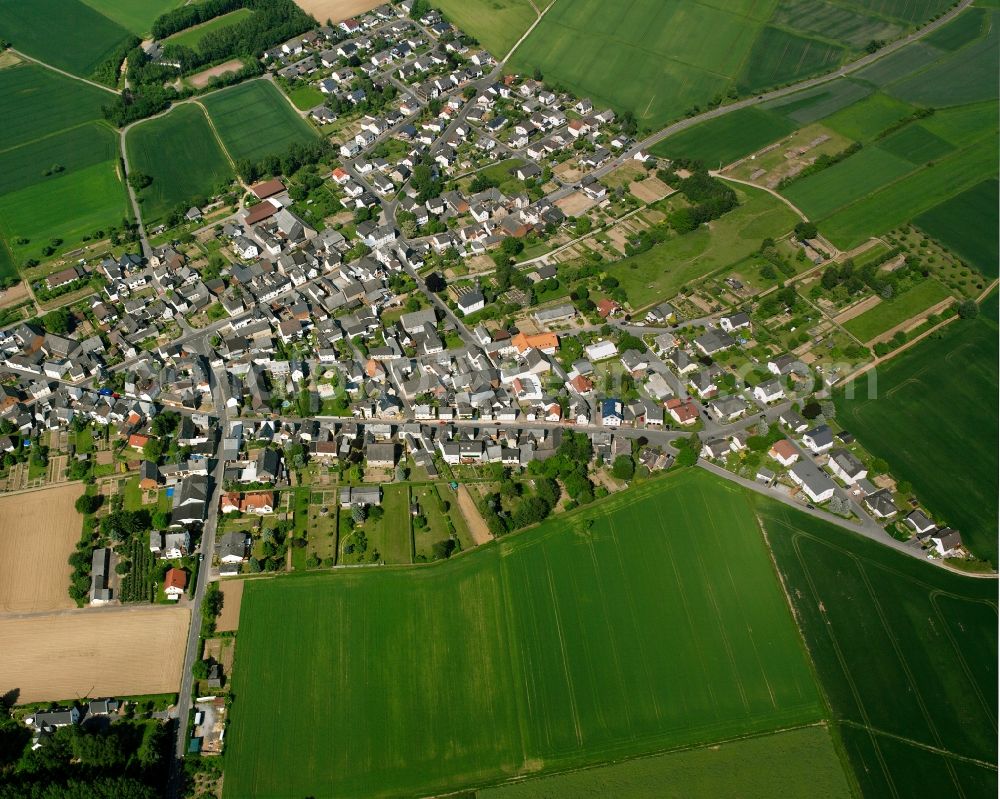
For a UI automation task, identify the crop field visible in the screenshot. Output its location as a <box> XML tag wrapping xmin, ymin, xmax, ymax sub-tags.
<box><xmin>431</xmin><ymin>0</ymin><xmax>538</xmax><ymax>58</ymax></box>
<box><xmin>0</xmin><ymin>64</ymin><xmax>112</xmax><ymax>151</ymax></box>
<box><xmin>834</xmin><ymin>293</ymin><xmax>999</xmax><ymax>564</ymax></box>
<box><xmin>915</xmin><ymin>179</ymin><xmax>999</xmax><ymax>275</ymax></box>
<box><xmin>479</xmin><ymin>725</ymin><xmax>852</xmax><ymax>799</ymax></box>
<box><xmin>0</xmin><ymin>485</ymin><xmax>81</xmax><ymax>613</ymax></box>
<box><xmin>0</xmin><ymin>0</ymin><xmax>133</xmax><ymax>78</ymax></box>
<box><xmin>924</xmin><ymin>5</ymin><xmax>989</xmax><ymax>50</ymax></box>
<box><xmin>616</xmin><ymin>186</ymin><xmax>798</xmax><ymax>308</ymax></box>
<box><xmin>819</xmin><ymin>135</ymin><xmax>997</xmax><ymax>248</ymax></box>
<box><xmin>79</xmin><ymin>0</ymin><xmax>185</xmax><ymax>36</ymax></box>
<box><xmin>127</xmin><ymin>104</ymin><xmax>234</xmax><ymax>223</ymax></box>
<box><xmin>822</xmin><ymin>92</ymin><xmax>915</xmax><ymax>141</ymax></box>
<box><xmin>758</xmin><ymin>498</ymin><xmax>998</xmax><ymax>797</ymax></box>
<box><xmin>841</xmin><ymin>278</ymin><xmax>951</xmax><ymax>341</ymax></box>
<box><xmin>0</xmin><ymin>606</ymin><xmax>190</xmax><ymax>703</ymax></box>
<box><xmin>508</xmin><ymin>0</ymin><xmax>951</xmax><ymax>133</ymax></box>
<box><xmin>201</xmin><ymin>80</ymin><xmax>319</xmax><ymax>163</ymax></box>
<box><xmin>165</xmin><ymin>8</ymin><xmax>255</xmax><ymax>50</ymax></box>
<box><xmin>0</xmin><ymin>123</ymin><xmax>118</xmax><ymax>196</ymax></box>
<box><xmin>852</xmin><ymin>41</ymin><xmax>943</xmax><ymax>87</ymax></box>
<box><xmin>784</xmin><ymin>145</ymin><xmax>916</xmax><ymax>220</ymax></box>
<box><xmin>877</xmin><ymin>122</ymin><xmax>955</xmax><ymax>164</ymax></box>
<box><xmin>736</xmin><ymin>26</ymin><xmax>846</xmax><ymax>93</ymax></box>
<box><xmin>650</xmin><ymin>107</ymin><xmax>796</xmax><ymax>167</ymax></box>
<box><xmin>764</xmin><ymin>78</ymin><xmax>874</xmax><ymax>124</ymax></box>
<box><xmin>224</xmin><ymin>470</ymin><xmax>824</xmax><ymax>798</ymax></box>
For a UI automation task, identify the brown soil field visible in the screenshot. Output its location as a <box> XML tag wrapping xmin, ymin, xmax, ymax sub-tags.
<box><xmin>0</xmin><ymin>485</ymin><xmax>82</xmax><ymax>613</ymax></box>
<box><xmin>215</xmin><ymin>579</ymin><xmax>244</xmax><ymax>632</ymax></box>
<box><xmin>189</xmin><ymin>59</ymin><xmax>244</xmax><ymax>89</ymax></box>
<box><xmin>630</xmin><ymin>176</ymin><xmax>671</xmax><ymax>203</ymax></box>
<box><xmin>455</xmin><ymin>485</ymin><xmax>491</xmax><ymax>546</ymax></box>
<box><xmin>0</xmin><ymin>606</ymin><xmax>190</xmax><ymax>703</ymax></box>
<box><xmin>293</xmin><ymin>0</ymin><xmax>380</xmax><ymax>23</ymax></box>
<box><xmin>554</xmin><ymin>191</ymin><xmax>595</xmax><ymax>216</ymax></box>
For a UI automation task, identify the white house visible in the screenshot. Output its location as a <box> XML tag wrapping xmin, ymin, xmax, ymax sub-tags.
<box><xmin>585</xmin><ymin>340</ymin><xmax>618</xmax><ymax>362</ymax></box>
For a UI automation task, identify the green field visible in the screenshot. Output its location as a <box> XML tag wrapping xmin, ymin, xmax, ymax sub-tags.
<box><xmin>651</xmin><ymin>107</ymin><xmax>796</xmax><ymax>167</ymax></box>
<box><xmin>479</xmin><ymin>725</ymin><xmax>852</xmax><ymax>799</ymax></box>
<box><xmin>924</xmin><ymin>5</ymin><xmax>989</xmax><ymax>50</ymax></box>
<box><xmin>126</xmin><ymin>104</ymin><xmax>234</xmax><ymax>223</ymax></box>
<box><xmin>877</xmin><ymin>121</ymin><xmax>955</xmax><ymax>163</ymax></box>
<box><xmin>616</xmin><ymin>186</ymin><xmax>798</xmax><ymax>308</ymax></box>
<box><xmin>79</xmin><ymin>0</ymin><xmax>184</xmax><ymax>36</ymax></box>
<box><xmin>285</xmin><ymin>83</ymin><xmax>325</xmax><ymax>111</ymax></box>
<box><xmin>165</xmin><ymin>8</ymin><xmax>255</xmax><ymax>50</ymax></box>
<box><xmin>225</xmin><ymin>470</ymin><xmax>825</xmax><ymax>798</ymax></box>
<box><xmin>822</xmin><ymin>92</ymin><xmax>915</xmax><ymax>141</ymax></box>
<box><xmin>835</xmin><ymin>293</ymin><xmax>999</xmax><ymax>563</ymax></box>
<box><xmin>915</xmin><ymin>179</ymin><xmax>999</xmax><ymax>275</ymax></box>
<box><xmin>841</xmin><ymin>278</ymin><xmax>952</xmax><ymax>341</ymax></box>
<box><xmin>432</xmin><ymin>0</ymin><xmax>538</xmax><ymax>58</ymax></box>
<box><xmin>784</xmin><ymin>145</ymin><xmax>916</xmax><ymax>220</ymax></box>
<box><xmin>0</xmin><ymin>0</ymin><xmax>133</xmax><ymax>78</ymax></box>
<box><xmin>0</xmin><ymin>64</ymin><xmax>113</xmax><ymax>151</ymax></box>
<box><xmin>0</xmin><ymin>122</ymin><xmax>118</xmax><ymax>195</ymax></box>
<box><xmin>508</xmin><ymin>0</ymin><xmax>950</xmax><ymax>132</ymax></box>
<box><xmin>368</xmin><ymin>483</ymin><xmax>412</xmax><ymax>564</ymax></box>
<box><xmin>758</xmin><ymin>498</ymin><xmax>998</xmax><ymax>796</ymax></box>
<box><xmin>764</xmin><ymin>78</ymin><xmax>874</xmax><ymax>124</ymax></box>
<box><xmin>201</xmin><ymin>80</ymin><xmax>318</xmax><ymax>163</ymax></box>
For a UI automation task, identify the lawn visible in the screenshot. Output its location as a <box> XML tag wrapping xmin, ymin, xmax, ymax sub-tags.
<box><xmin>367</xmin><ymin>483</ymin><xmax>412</xmax><ymax>564</ymax></box>
<box><xmin>0</xmin><ymin>64</ymin><xmax>112</xmax><ymax>152</ymax></box>
<box><xmin>79</xmin><ymin>0</ymin><xmax>185</xmax><ymax>36</ymax></box>
<box><xmin>126</xmin><ymin>104</ymin><xmax>234</xmax><ymax>223</ymax></box>
<box><xmin>0</xmin><ymin>0</ymin><xmax>134</xmax><ymax>78</ymax></box>
<box><xmin>783</xmin><ymin>145</ymin><xmax>916</xmax><ymax>220</ymax></box>
<box><xmin>165</xmin><ymin>8</ymin><xmax>255</xmax><ymax>51</ymax></box>
<box><xmin>224</xmin><ymin>470</ymin><xmax>825</xmax><ymax>798</ymax></box>
<box><xmin>615</xmin><ymin>185</ymin><xmax>798</xmax><ymax>308</ymax></box>
<box><xmin>480</xmin><ymin>725</ymin><xmax>852</xmax><ymax>799</ymax></box>
<box><xmin>431</xmin><ymin>0</ymin><xmax>538</xmax><ymax>58</ymax></box>
<box><xmin>841</xmin><ymin>278</ymin><xmax>951</xmax><ymax>341</ymax></box>
<box><xmin>201</xmin><ymin>79</ymin><xmax>318</xmax><ymax>163</ymax></box>
<box><xmin>914</xmin><ymin>179</ymin><xmax>999</xmax><ymax>275</ymax></box>
<box><xmin>285</xmin><ymin>83</ymin><xmax>325</xmax><ymax>111</ymax></box>
<box><xmin>650</xmin><ymin>107</ymin><xmax>796</xmax><ymax>167</ymax></box>
<box><xmin>834</xmin><ymin>292</ymin><xmax>999</xmax><ymax>563</ymax></box>
<box><xmin>758</xmin><ymin>497</ymin><xmax>998</xmax><ymax>795</ymax></box>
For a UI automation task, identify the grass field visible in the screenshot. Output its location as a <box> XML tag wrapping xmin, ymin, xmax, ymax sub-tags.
<box><xmin>650</xmin><ymin>107</ymin><xmax>796</xmax><ymax>167</ymax></box>
<box><xmin>481</xmin><ymin>726</ymin><xmax>850</xmax><ymax>798</ymax></box>
<box><xmin>0</xmin><ymin>484</ymin><xmax>81</xmax><ymax>613</ymax></box>
<box><xmin>0</xmin><ymin>122</ymin><xmax>119</xmax><ymax>196</ymax></box>
<box><xmin>616</xmin><ymin>185</ymin><xmax>798</xmax><ymax>307</ymax></box>
<box><xmin>431</xmin><ymin>0</ymin><xmax>538</xmax><ymax>58</ymax></box>
<box><xmin>736</xmin><ymin>26</ymin><xmax>846</xmax><ymax>93</ymax></box>
<box><xmin>878</xmin><ymin>121</ymin><xmax>955</xmax><ymax>163</ymax></box>
<box><xmin>79</xmin><ymin>0</ymin><xmax>184</xmax><ymax>36</ymax></box>
<box><xmin>841</xmin><ymin>278</ymin><xmax>951</xmax><ymax>341</ymax></box>
<box><xmin>0</xmin><ymin>0</ymin><xmax>134</xmax><ymax>78</ymax></box>
<box><xmin>286</xmin><ymin>83</ymin><xmax>326</xmax><ymax>111</ymax></box>
<box><xmin>126</xmin><ymin>104</ymin><xmax>234</xmax><ymax>223</ymax></box>
<box><xmin>165</xmin><ymin>8</ymin><xmax>255</xmax><ymax>50</ymax></box>
<box><xmin>369</xmin><ymin>483</ymin><xmax>412</xmax><ymax>564</ymax></box>
<box><xmin>822</xmin><ymin>91</ymin><xmax>915</xmax><ymax>141</ymax></box>
<box><xmin>201</xmin><ymin>80</ymin><xmax>318</xmax><ymax>163</ymax></box>
<box><xmin>764</xmin><ymin>78</ymin><xmax>874</xmax><ymax>124</ymax></box>
<box><xmin>224</xmin><ymin>470</ymin><xmax>825</xmax><ymax>798</ymax></box>
<box><xmin>0</xmin><ymin>64</ymin><xmax>112</xmax><ymax>152</ymax></box>
<box><xmin>0</xmin><ymin>606</ymin><xmax>190</xmax><ymax>703</ymax></box>
<box><xmin>915</xmin><ymin>179</ymin><xmax>999</xmax><ymax>275</ymax></box>
<box><xmin>834</xmin><ymin>292</ymin><xmax>999</xmax><ymax>563</ymax></box>
<box><xmin>758</xmin><ymin>498</ymin><xmax>998</xmax><ymax>796</ymax></box>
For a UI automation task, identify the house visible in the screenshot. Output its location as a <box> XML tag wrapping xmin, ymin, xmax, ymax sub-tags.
<box><xmin>864</xmin><ymin>489</ymin><xmax>898</xmax><ymax>519</ymax></box>
<box><xmin>709</xmin><ymin>395</ymin><xmax>747</xmax><ymax>422</ymax></box>
<box><xmin>693</xmin><ymin>329</ymin><xmax>735</xmax><ymax>356</ymax></box>
<box><xmin>339</xmin><ymin>486</ymin><xmax>382</xmax><ymax>506</ymax></box>
<box><xmin>217</xmin><ymin>532</ymin><xmax>250</xmax><ymax>564</ymax></box>
<box><xmin>753</xmin><ymin>378</ymin><xmax>785</xmax><ymax>404</ymax></box>
<box><xmin>768</xmin><ymin>439</ymin><xmax>799</xmax><ymax>467</ymax></box>
<box><xmin>511</xmin><ymin>332</ymin><xmax>558</xmax><ymax>355</ymax></box>
<box><xmin>149</xmin><ymin>530</ymin><xmax>190</xmax><ymax>559</ymax></box>
<box><xmin>457</xmin><ymin>290</ymin><xmax>485</xmax><ymax>314</ymax></box>
<box><xmin>139</xmin><ymin>459</ymin><xmax>160</xmax><ymax>490</ymax></box>
<box><xmin>700</xmin><ymin>439</ymin><xmax>730</xmax><ymax>460</ymax></box>
<box><xmin>31</xmin><ymin>707</ymin><xmax>81</xmax><ymax>730</ymax></box>
<box><xmin>904</xmin><ymin>509</ymin><xmax>937</xmax><ymax>538</ymax></box>
<box><xmin>789</xmin><ymin>461</ymin><xmax>836</xmax><ymax>503</ymax></box>
<box><xmin>164</xmin><ymin>567</ymin><xmax>187</xmax><ymax>600</ymax></box>
<box><xmin>801</xmin><ymin>424</ymin><xmax>834</xmax><ymax>454</ymax></box>
<box><xmin>780</xmin><ymin>411</ymin><xmax>808</xmax><ymax>433</ymax></box>
<box><xmin>90</xmin><ymin>547</ymin><xmax>113</xmax><ymax>603</ymax></box>
<box><xmin>366</xmin><ymin>442</ymin><xmax>396</xmax><ymax>468</ymax></box>
<box><xmin>666</xmin><ymin>397</ymin><xmax>698</xmax><ymax>426</ymax></box>
<box><xmin>600</xmin><ymin>398</ymin><xmax>623</xmax><ymax>427</ymax></box>
<box><xmin>930</xmin><ymin>528</ymin><xmax>963</xmax><ymax>556</ymax></box>
<box><xmin>827</xmin><ymin>448</ymin><xmax>867</xmax><ymax>484</ymax></box>
<box><xmin>719</xmin><ymin>312</ymin><xmax>751</xmax><ymax>333</ymax></box>
<box><xmin>585</xmin><ymin>340</ymin><xmax>618</xmax><ymax>362</ymax></box>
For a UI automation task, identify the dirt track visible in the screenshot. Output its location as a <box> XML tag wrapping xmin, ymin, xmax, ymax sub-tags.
<box><xmin>0</xmin><ymin>606</ymin><xmax>190</xmax><ymax>703</ymax></box>
<box><xmin>0</xmin><ymin>484</ymin><xmax>81</xmax><ymax>613</ymax></box>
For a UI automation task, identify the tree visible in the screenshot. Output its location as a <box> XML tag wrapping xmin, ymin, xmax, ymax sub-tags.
<box><xmin>794</xmin><ymin>221</ymin><xmax>818</xmax><ymax>240</ymax></box>
<box><xmin>143</xmin><ymin>438</ymin><xmax>163</xmax><ymax>462</ymax></box>
<box><xmin>41</xmin><ymin>308</ymin><xmax>72</xmax><ymax>335</ymax></box>
<box><xmin>352</xmin><ymin>504</ymin><xmax>367</xmax><ymax>524</ymax></box>
<box><xmin>432</xmin><ymin>539</ymin><xmax>456</xmax><ymax>559</ymax></box>
<box><xmin>958</xmin><ymin>299</ymin><xmax>979</xmax><ymax>319</ymax></box>
<box><xmin>151</xmin><ymin>411</ymin><xmax>180</xmax><ymax>437</ymax></box>
<box><xmin>75</xmin><ymin>494</ymin><xmax>102</xmax><ymax>515</ymax></box>
<box><xmin>192</xmin><ymin>660</ymin><xmax>209</xmax><ymax>680</ymax></box>
<box><xmin>611</xmin><ymin>455</ymin><xmax>635</xmax><ymax>481</ymax></box>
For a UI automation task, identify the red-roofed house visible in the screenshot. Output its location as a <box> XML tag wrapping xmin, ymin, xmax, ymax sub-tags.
<box><xmin>768</xmin><ymin>439</ymin><xmax>799</xmax><ymax>467</ymax></box>
<box><xmin>250</xmin><ymin>179</ymin><xmax>286</xmax><ymax>200</ymax></box>
<box><xmin>597</xmin><ymin>298</ymin><xmax>621</xmax><ymax>318</ymax></box>
<box><xmin>164</xmin><ymin>568</ymin><xmax>187</xmax><ymax>600</ymax></box>
<box><xmin>666</xmin><ymin>397</ymin><xmax>698</xmax><ymax>426</ymax></box>
<box><xmin>128</xmin><ymin>433</ymin><xmax>150</xmax><ymax>451</ymax></box>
